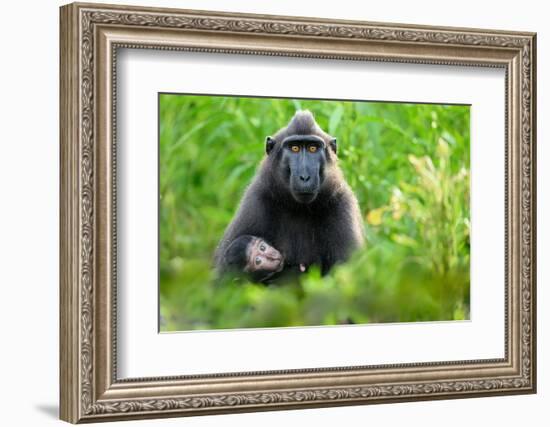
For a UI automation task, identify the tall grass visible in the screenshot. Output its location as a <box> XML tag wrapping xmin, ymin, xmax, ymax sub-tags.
<box><xmin>159</xmin><ymin>94</ymin><xmax>470</xmax><ymax>331</ymax></box>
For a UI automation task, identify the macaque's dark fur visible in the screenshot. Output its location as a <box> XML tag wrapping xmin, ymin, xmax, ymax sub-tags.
<box><xmin>214</xmin><ymin>110</ymin><xmax>364</xmax><ymax>278</ymax></box>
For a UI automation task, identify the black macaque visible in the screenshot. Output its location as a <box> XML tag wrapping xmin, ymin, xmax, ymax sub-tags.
<box><xmin>220</xmin><ymin>235</ymin><xmax>285</xmax><ymax>283</ymax></box>
<box><xmin>214</xmin><ymin>110</ymin><xmax>364</xmax><ymax>283</ymax></box>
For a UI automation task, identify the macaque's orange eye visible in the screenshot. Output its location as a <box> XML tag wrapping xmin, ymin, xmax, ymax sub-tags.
<box><xmin>308</xmin><ymin>145</ymin><xmax>318</xmax><ymax>153</ymax></box>
<box><xmin>291</xmin><ymin>145</ymin><xmax>300</xmax><ymax>153</ymax></box>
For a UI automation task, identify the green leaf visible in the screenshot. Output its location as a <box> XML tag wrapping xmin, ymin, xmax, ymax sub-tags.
<box><xmin>328</xmin><ymin>104</ymin><xmax>344</xmax><ymax>135</ymax></box>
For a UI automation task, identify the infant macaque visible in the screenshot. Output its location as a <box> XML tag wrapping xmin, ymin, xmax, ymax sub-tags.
<box><xmin>221</xmin><ymin>235</ymin><xmax>284</xmax><ymax>283</ymax></box>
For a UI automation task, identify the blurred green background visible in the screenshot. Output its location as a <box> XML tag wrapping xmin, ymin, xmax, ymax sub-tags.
<box><xmin>159</xmin><ymin>94</ymin><xmax>470</xmax><ymax>331</ymax></box>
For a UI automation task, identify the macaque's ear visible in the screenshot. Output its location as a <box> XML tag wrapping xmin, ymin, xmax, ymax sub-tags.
<box><xmin>330</xmin><ymin>138</ymin><xmax>337</xmax><ymax>155</ymax></box>
<box><xmin>266</xmin><ymin>136</ymin><xmax>276</xmax><ymax>155</ymax></box>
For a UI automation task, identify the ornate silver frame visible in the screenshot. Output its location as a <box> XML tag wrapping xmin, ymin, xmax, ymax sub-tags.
<box><xmin>60</xmin><ymin>2</ymin><xmax>537</xmax><ymax>423</ymax></box>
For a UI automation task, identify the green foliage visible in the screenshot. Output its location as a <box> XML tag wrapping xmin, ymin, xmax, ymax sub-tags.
<box><xmin>159</xmin><ymin>94</ymin><xmax>470</xmax><ymax>331</ymax></box>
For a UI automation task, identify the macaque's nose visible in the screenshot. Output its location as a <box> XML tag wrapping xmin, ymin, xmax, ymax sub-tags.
<box><xmin>299</xmin><ymin>175</ymin><xmax>311</xmax><ymax>182</ymax></box>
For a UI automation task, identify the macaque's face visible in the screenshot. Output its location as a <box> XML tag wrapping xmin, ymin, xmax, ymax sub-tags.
<box><xmin>245</xmin><ymin>238</ymin><xmax>284</xmax><ymax>273</ymax></box>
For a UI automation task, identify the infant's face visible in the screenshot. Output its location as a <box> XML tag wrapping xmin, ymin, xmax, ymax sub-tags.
<box><xmin>246</xmin><ymin>238</ymin><xmax>284</xmax><ymax>273</ymax></box>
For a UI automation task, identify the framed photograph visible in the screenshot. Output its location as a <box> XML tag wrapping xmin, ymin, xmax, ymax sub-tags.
<box><xmin>60</xmin><ymin>2</ymin><xmax>537</xmax><ymax>423</ymax></box>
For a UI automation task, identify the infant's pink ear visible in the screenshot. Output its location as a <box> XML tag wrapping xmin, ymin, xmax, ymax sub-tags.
<box><xmin>299</xmin><ymin>264</ymin><xmax>306</xmax><ymax>272</ymax></box>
